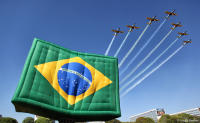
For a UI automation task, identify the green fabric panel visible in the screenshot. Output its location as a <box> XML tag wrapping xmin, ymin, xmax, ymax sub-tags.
<box><xmin>11</xmin><ymin>38</ymin><xmax>121</xmax><ymax>121</ymax></box>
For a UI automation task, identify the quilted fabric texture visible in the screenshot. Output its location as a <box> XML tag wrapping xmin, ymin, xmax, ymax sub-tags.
<box><xmin>11</xmin><ymin>38</ymin><xmax>121</xmax><ymax>121</ymax></box>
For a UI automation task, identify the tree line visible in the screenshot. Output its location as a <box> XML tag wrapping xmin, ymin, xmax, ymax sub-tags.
<box><xmin>0</xmin><ymin>116</ymin><xmax>53</xmax><ymax>123</ymax></box>
<box><xmin>106</xmin><ymin>113</ymin><xmax>200</xmax><ymax>123</ymax></box>
<box><xmin>0</xmin><ymin>113</ymin><xmax>200</xmax><ymax>123</ymax></box>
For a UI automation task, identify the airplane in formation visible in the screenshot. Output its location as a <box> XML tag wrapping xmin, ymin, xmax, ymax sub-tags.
<box><xmin>147</xmin><ymin>16</ymin><xmax>159</xmax><ymax>25</ymax></box>
<box><xmin>183</xmin><ymin>39</ymin><xmax>192</xmax><ymax>45</ymax></box>
<box><xmin>112</xmin><ymin>28</ymin><xmax>124</xmax><ymax>35</ymax></box>
<box><xmin>171</xmin><ymin>22</ymin><xmax>182</xmax><ymax>30</ymax></box>
<box><xmin>126</xmin><ymin>24</ymin><xmax>140</xmax><ymax>32</ymax></box>
<box><xmin>177</xmin><ymin>31</ymin><xmax>188</xmax><ymax>38</ymax></box>
<box><xmin>165</xmin><ymin>10</ymin><xmax>177</xmax><ymax>19</ymax></box>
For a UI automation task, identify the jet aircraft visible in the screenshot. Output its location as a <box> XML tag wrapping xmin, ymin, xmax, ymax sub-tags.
<box><xmin>183</xmin><ymin>39</ymin><xmax>192</xmax><ymax>45</ymax></box>
<box><xmin>165</xmin><ymin>10</ymin><xmax>177</xmax><ymax>19</ymax></box>
<box><xmin>177</xmin><ymin>31</ymin><xmax>188</xmax><ymax>38</ymax></box>
<box><xmin>112</xmin><ymin>28</ymin><xmax>124</xmax><ymax>35</ymax></box>
<box><xmin>147</xmin><ymin>16</ymin><xmax>159</xmax><ymax>25</ymax></box>
<box><xmin>126</xmin><ymin>24</ymin><xmax>140</xmax><ymax>32</ymax></box>
<box><xmin>171</xmin><ymin>22</ymin><xmax>182</xmax><ymax>30</ymax></box>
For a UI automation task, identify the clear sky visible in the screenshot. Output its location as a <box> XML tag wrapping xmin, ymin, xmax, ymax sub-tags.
<box><xmin>0</xmin><ymin>0</ymin><xmax>200</xmax><ymax>122</ymax></box>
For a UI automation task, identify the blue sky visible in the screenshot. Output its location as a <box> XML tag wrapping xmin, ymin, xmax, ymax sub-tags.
<box><xmin>0</xmin><ymin>0</ymin><xmax>200</xmax><ymax>122</ymax></box>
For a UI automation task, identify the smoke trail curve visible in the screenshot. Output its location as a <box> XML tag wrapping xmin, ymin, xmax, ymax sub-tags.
<box><xmin>118</xmin><ymin>24</ymin><xmax>150</xmax><ymax>68</ymax></box>
<box><xmin>105</xmin><ymin>34</ymin><xmax>117</xmax><ymax>56</ymax></box>
<box><xmin>120</xmin><ymin>19</ymin><xmax>167</xmax><ymax>76</ymax></box>
<box><xmin>120</xmin><ymin>38</ymin><xmax>179</xmax><ymax>91</ymax></box>
<box><xmin>114</xmin><ymin>31</ymin><xmax>131</xmax><ymax>57</ymax></box>
<box><xmin>120</xmin><ymin>29</ymin><xmax>173</xmax><ymax>84</ymax></box>
<box><xmin>121</xmin><ymin>45</ymin><xmax>184</xmax><ymax>97</ymax></box>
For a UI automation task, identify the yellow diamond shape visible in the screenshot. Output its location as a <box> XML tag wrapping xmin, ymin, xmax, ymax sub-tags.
<box><xmin>34</xmin><ymin>57</ymin><xmax>112</xmax><ymax>105</ymax></box>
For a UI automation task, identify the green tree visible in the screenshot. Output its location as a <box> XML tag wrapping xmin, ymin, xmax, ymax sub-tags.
<box><xmin>135</xmin><ymin>117</ymin><xmax>154</xmax><ymax>123</ymax></box>
<box><xmin>173</xmin><ymin>113</ymin><xmax>200</xmax><ymax>123</ymax></box>
<box><xmin>159</xmin><ymin>113</ymin><xmax>200</xmax><ymax>123</ymax></box>
<box><xmin>0</xmin><ymin>117</ymin><xmax>18</xmax><ymax>123</ymax></box>
<box><xmin>158</xmin><ymin>114</ymin><xmax>172</xmax><ymax>123</ymax></box>
<box><xmin>106</xmin><ymin>118</ymin><xmax>121</xmax><ymax>123</ymax></box>
<box><xmin>121</xmin><ymin>122</ymin><xmax>135</xmax><ymax>123</ymax></box>
<box><xmin>22</xmin><ymin>117</ymin><xmax>34</xmax><ymax>123</ymax></box>
<box><xmin>35</xmin><ymin>116</ymin><xmax>53</xmax><ymax>123</ymax></box>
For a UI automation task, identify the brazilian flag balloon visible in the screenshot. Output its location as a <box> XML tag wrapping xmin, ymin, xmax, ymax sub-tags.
<box><xmin>11</xmin><ymin>38</ymin><xmax>121</xmax><ymax>121</ymax></box>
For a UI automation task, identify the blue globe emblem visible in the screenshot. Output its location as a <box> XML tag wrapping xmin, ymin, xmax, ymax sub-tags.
<box><xmin>57</xmin><ymin>62</ymin><xmax>92</xmax><ymax>96</ymax></box>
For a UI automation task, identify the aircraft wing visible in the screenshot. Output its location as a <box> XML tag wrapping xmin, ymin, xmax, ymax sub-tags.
<box><xmin>112</xmin><ymin>30</ymin><xmax>117</xmax><ymax>32</ymax></box>
<box><xmin>172</xmin><ymin>23</ymin><xmax>176</xmax><ymax>26</ymax></box>
<box><xmin>147</xmin><ymin>17</ymin><xmax>151</xmax><ymax>20</ymax></box>
<box><xmin>184</xmin><ymin>41</ymin><xmax>191</xmax><ymax>43</ymax></box>
<box><xmin>165</xmin><ymin>11</ymin><xmax>170</xmax><ymax>14</ymax></box>
<box><xmin>180</xmin><ymin>33</ymin><xmax>188</xmax><ymax>35</ymax></box>
<box><xmin>173</xmin><ymin>13</ymin><xmax>177</xmax><ymax>16</ymax></box>
<box><xmin>178</xmin><ymin>32</ymin><xmax>185</xmax><ymax>35</ymax></box>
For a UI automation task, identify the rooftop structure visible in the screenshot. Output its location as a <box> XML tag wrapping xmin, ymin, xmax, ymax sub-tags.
<box><xmin>171</xmin><ymin>107</ymin><xmax>200</xmax><ymax>116</ymax></box>
<box><xmin>130</xmin><ymin>108</ymin><xmax>165</xmax><ymax>122</ymax></box>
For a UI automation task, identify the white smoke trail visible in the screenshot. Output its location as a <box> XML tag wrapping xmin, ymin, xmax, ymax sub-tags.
<box><xmin>120</xmin><ymin>29</ymin><xmax>173</xmax><ymax>84</ymax></box>
<box><xmin>120</xmin><ymin>19</ymin><xmax>167</xmax><ymax>76</ymax></box>
<box><xmin>118</xmin><ymin>24</ymin><xmax>150</xmax><ymax>68</ymax></box>
<box><xmin>105</xmin><ymin>34</ymin><xmax>117</xmax><ymax>56</ymax></box>
<box><xmin>114</xmin><ymin>31</ymin><xmax>131</xmax><ymax>57</ymax></box>
<box><xmin>121</xmin><ymin>45</ymin><xmax>184</xmax><ymax>97</ymax></box>
<box><xmin>120</xmin><ymin>38</ymin><xmax>179</xmax><ymax>91</ymax></box>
